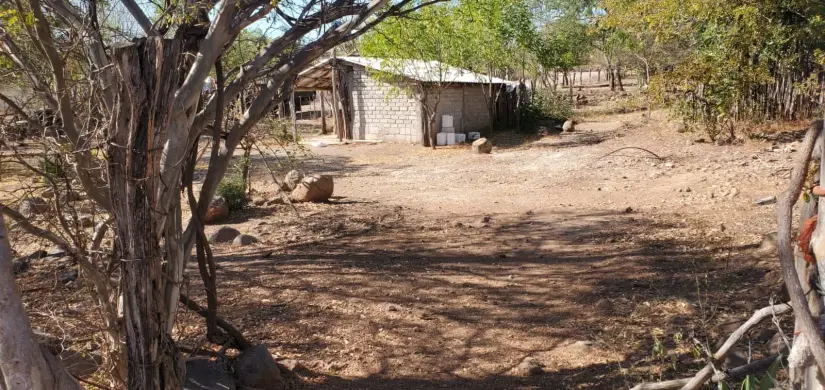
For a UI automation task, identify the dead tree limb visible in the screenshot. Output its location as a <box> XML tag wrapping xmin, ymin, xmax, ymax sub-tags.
<box><xmin>179</xmin><ymin>293</ymin><xmax>252</xmax><ymax>350</ymax></box>
<box><xmin>776</xmin><ymin>120</ymin><xmax>825</xmax><ymax>376</ymax></box>
<box><xmin>630</xmin><ymin>303</ymin><xmax>792</xmax><ymax>390</ymax></box>
<box><xmin>597</xmin><ymin>147</ymin><xmax>664</xmax><ymax>161</ymax></box>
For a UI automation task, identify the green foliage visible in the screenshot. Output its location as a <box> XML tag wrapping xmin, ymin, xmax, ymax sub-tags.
<box><xmin>39</xmin><ymin>155</ymin><xmax>68</xmax><ymax>185</ymax></box>
<box><xmin>216</xmin><ymin>173</ymin><xmax>248</xmax><ymax>211</ymax></box>
<box><xmin>604</xmin><ymin>0</ymin><xmax>825</xmax><ymax>136</ymax></box>
<box><xmin>360</xmin><ymin>4</ymin><xmax>467</xmax><ymax>83</ymax></box>
<box><xmin>521</xmin><ymin>89</ymin><xmax>573</xmax><ymax>126</ymax></box>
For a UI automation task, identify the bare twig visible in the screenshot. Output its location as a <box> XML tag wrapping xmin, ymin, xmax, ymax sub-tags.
<box><xmin>630</xmin><ymin>303</ymin><xmax>793</xmax><ymax>390</ymax></box>
<box><xmin>596</xmin><ymin>147</ymin><xmax>663</xmax><ymax>161</ymax></box>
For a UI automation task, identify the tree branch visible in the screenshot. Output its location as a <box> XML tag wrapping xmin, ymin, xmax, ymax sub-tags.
<box><xmin>776</xmin><ymin>120</ymin><xmax>825</xmax><ymax>376</ymax></box>
<box><xmin>119</xmin><ymin>0</ymin><xmax>159</xmax><ymax>36</ymax></box>
<box><xmin>179</xmin><ymin>294</ymin><xmax>252</xmax><ymax>350</ymax></box>
<box><xmin>631</xmin><ymin>303</ymin><xmax>793</xmax><ymax>390</ymax></box>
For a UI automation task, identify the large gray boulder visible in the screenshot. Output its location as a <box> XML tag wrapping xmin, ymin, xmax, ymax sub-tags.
<box><xmin>290</xmin><ymin>175</ymin><xmax>334</xmax><ymax>203</ymax></box>
<box><xmin>208</xmin><ymin>226</ymin><xmax>241</xmax><ymax>244</ymax></box>
<box><xmin>204</xmin><ymin>196</ymin><xmax>230</xmax><ymax>224</ymax></box>
<box><xmin>471</xmin><ymin>138</ymin><xmax>493</xmax><ymax>154</ymax></box>
<box><xmin>185</xmin><ymin>359</ymin><xmax>236</xmax><ymax>390</ymax></box>
<box><xmin>233</xmin><ymin>345</ymin><xmax>286</xmax><ymax>390</ymax></box>
<box><xmin>19</xmin><ymin>197</ymin><xmax>50</xmax><ymax>218</ymax></box>
<box><xmin>283</xmin><ymin>170</ymin><xmax>304</xmax><ymax>191</ymax></box>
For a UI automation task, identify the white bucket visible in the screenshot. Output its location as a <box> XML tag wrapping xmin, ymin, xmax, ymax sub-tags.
<box><xmin>442</xmin><ymin>115</ymin><xmax>454</xmax><ymax>128</ymax></box>
<box><xmin>468</xmin><ymin>132</ymin><xmax>481</xmax><ymax>140</ymax></box>
<box><xmin>446</xmin><ymin>133</ymin><xmax>456</xmax><ymax>145</ymax></box>
<box><xmin>436</xmin><ymin>132</ymin><xmax>447</xmax><ymax>146</ymax></box>
<box><xmin>455</xmin><ymin>133</ymin><xmax>466</xmax><ymax>143</ymax></box>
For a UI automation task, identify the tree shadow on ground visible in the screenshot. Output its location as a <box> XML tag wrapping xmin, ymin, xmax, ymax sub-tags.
<box><xmin>179</xmin><ymin>204</ymin><xmax>780</xmax><ymax>389</ymax></box>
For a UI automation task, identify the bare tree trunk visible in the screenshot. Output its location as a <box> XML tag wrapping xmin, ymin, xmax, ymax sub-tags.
<box><xmin>290</xmin><ymin>84</ymin><xmax>298</xmax><ymax>142</ymax></box>
<box><xmin>110</xmin><ymin>38</ymin><xmax>184</xmax><ymax>390</ymax></box>
<box><xmin>616</xmin><ymin>65</ymin><xmax>625</xmax><ymax>92</ymax></box>
<box><xmin>0</xmin><ymin>215</ymin><xmax>81</xmax><ymax>390</ymax></box>
<box><xmin>331</xmin><ymin>61</ymin><xmax>342</xmax><ymax>142</ymax></box>
<box><xmin>320</xmin><ymin>91</ymin><xmax>328</xmax><ymax>134</ymax></box>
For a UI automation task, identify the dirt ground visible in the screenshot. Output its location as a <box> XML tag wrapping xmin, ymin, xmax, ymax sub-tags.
<box><xmin>10</xmin><ymin>90</ymin><xmax>807</xmax><ymax>388</ymax></box>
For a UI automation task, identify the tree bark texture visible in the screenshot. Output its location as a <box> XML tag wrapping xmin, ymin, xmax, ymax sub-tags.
<box><xmin>778</xmin><ymin>120</ymin><xmax>825</xmax><ymax>384</ymax></box>
<box><xmin>109</xmin><ymin>37</ymin><xmax>184</xmax><ymax>390</ymax></box>
<box><xmin>0</xmin><ymin>215</ymin><xmax>80</xmax><ymax>390</ymax></box>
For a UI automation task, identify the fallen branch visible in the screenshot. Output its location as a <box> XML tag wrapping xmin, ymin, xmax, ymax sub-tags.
<box><xmin>179</xmin><ymin>293</ymin><xmax>252</xmax><ymax>350</ymax></box>
<box><xmin>713</xmin><ymin>354</ymin><xmax>785</xmax><ymax>383</ymax></box>
<box><xmin>631</xmin><ymin>303</ymin><xmax>792</xmax><ymax>390</ymax></box>
<box><xmin>596</xmin><ymin>147</ymin><xmax>664</xmax><ymax>161</ymax></box>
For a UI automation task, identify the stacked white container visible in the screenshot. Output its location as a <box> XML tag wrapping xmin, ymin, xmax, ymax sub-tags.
<box><xmin>438</xmin><ymin>114</ymin><xmax>465</xmax><ymax>145</ymax></box>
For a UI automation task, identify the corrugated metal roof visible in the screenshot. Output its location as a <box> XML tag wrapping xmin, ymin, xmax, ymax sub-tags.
<box><xmin>295</xmin><ymin>56</ymin><xmax>515</xmax><ymax>90</ymax></box>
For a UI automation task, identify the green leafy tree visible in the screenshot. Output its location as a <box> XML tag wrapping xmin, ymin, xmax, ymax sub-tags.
<box><xmin>360</xmin><ymin>4</ymin><xmax>467</xmax><ymax>147</ymax></box>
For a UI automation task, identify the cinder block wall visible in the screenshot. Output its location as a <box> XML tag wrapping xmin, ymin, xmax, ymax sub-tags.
<box><xmin>432</xmin><ymin>85</ymin><xmax>492</xmax><ymax>135</ymax></box>
<box><xmin>351</xmin><ymin>67</ymin><xmax>422</xmax><ymax>143</ymax></box>
<box><xmin>461</xmin><ymin>85</ymin><xmax>492</xmax><ymax>133</ymax></box>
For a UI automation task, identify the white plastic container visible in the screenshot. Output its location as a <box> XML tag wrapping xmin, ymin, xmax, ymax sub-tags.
<box><xmin>441</xmin><ymin>126</ymin><xmax>455</xmax><ymax>133</ymax></box>
<box><xmin>436</xmin><ymin>132</ymin><xmax>447</xmax><ymax>146</ymax></box>
<box><xmin>455</xmin><ymin>133</ymin><xmax>466</xmax><ymax>143</ymax></box>
<box><xmin>446</xmin><ymin>133</ymin><xmax>456</xmax><ymax>145</ymax></box>
<box><xmin>442</xmin><ymin>115</ymin><xmax>454</xmax><ymax>128</ymax></box>
<box><xmin>468</xmin><ymin>131</ymin><xmax>481</xmax><ymax>140</ymax></box>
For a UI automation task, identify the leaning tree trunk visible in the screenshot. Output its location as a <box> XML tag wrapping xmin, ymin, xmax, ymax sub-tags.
<box><xmin>109</xmin><ymin>38</ymin><xmax>184</xmax><ymax>389</ymax></box>
<box><xmin>804</xmin><ymin>128</ymin><xmax>825</xmax><ymax>388</ymax></box>
<box><xmin>0</xmin><ymin>215</ymin><xmax>81</xmax><ymax>390</ymax></box>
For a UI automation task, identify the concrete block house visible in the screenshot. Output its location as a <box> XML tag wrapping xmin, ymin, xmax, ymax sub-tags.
<box><xmin>295</xmin><ymin>56</ymin><xmax>514</xmax><ymax>144</ymax></box>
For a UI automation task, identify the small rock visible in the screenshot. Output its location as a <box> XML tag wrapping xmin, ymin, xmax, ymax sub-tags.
<box><xmin>624</xmin><ymin>207</ymin><xmax>634</xmax><ymax>214</ymax></box>
<box><xmin>451</xmin><ymin>221</ymin><xmax>464</xmax><ymax>228</ymax></box>
<box><xmin>387</xmin><ymin>304</ymin><xmax>399</xmax><ymax>312</ymax></box>
<box><xmin>185</xmin><ymin>358</ymin><xmax>236</xmax><ymax>390</ymax></box>
<box><xmin>208</xmin><ymin>226</ymin><xmax>241</xmax><ymax>244</ymax></box>
<box><xmin>471</xmin><ymin>138</ymin><xmax>493</xmax><ymax>154</ymax></box>
<box><xmin>233</xmin><ymin>345</ymin><xmax>286</xmax><ymax>390</ymax></box>
<box><xmin>232</xmin><ymin>234</ymin><xmax>259</xmax><ymax>247</ymax></box>
<box><xmin>283</xmin><ymin>170</ymin><xmax>304</xmax><ymax>192</ymax></box>
<box><xmin>253</xmin><ymin>199</ymin><xmax>267</xmax><ymax>206</ymax></box>
<box><xmin>204</xmin><ymin>196</ymin><xmax>230</xmax><ymax>224</ymax></box>
<box><xmin>19</xmin><ymin>197</ymin><xmax>50</xmax><ymax>218</ymax></box>
<box><xmin>684</xmin><ymin>187</ymin><xmax>692</xmax><ymax>193</ymax></box>
<box><xmin>481</xmin><ymin>216</ymin><xmax>492</xmax><ymax>223</ymax></box>
<box><xmin>515</xmin><ymin>357</ymin><xmax>544</xmax><ymax>376</ymax></box>
<box><xmin>730</xmin><ymin>188</ymin><xmax>740</xmax><ymax>197</ymax></box>
<box><xmin>595</xmin><ymin>298</ymin><xmax>612</xmax><ymax>312</ymax></box>
<box><xmin>562</xmin><ymin>120</ymin><xmax>575</xmax><ymax>132</ymax></box>
<box><xmin>755</xmin><ymin>196</ymin><xmax>777</xmax><ymax>206</ymax></box>
<box><xmin>663</xmin><ymin>162</ymin><xmax>675</xmax><ymax>169</ymax></box>
<box><xmin>291</xmin><ymin>175</ymin><xmax>334</xmax><ymax>203</ymax></box>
